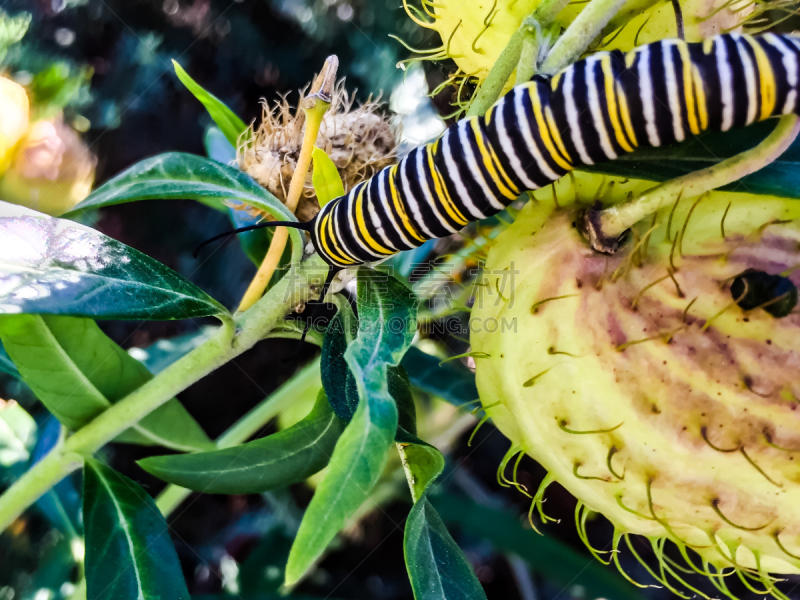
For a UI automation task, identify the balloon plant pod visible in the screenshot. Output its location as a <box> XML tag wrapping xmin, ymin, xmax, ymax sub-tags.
<box><xmin>471</xmin><ymin>172</ymin><xmax>800</xmax><ymax>598</ymax></box>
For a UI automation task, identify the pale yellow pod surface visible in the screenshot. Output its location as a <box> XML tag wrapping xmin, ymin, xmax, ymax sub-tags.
<box><xmin>471</xmin><ymin>177</ymin><xmax>800</xmax><ymax>578</ymax></box>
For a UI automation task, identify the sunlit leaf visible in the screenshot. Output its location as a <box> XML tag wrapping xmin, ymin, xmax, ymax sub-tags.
<box><xmin>0</xmin><ymin>314</ymin><xmax>213</xmax><ymax>451</ymax></box>
<box><xmin>83</xmin><ymin>460</ymin><xmax>190</xmax><ymax>600</ymax></box>
<box><xmin>173</xmin><ymin>60</ymin><xmax>249</xmax><ymax>149</ymax></box>
<box><xmin>139</xmin><ymin>391</ymin><xmax>343</xmax><ymax>493</ymax></box>
<box><xmin>311</xmin><ymin>146</ymin><xmax>345</xmax><ymax>206</ymax></box>
<box><xmin>0</xmin><ymin>203</ymin><xmax>227</xmax><ymax>320</ymax></box>
<box><xmin>285</xmin><ymin>269</ymin><xmax>418</xmax><ymax>586</ymax></box>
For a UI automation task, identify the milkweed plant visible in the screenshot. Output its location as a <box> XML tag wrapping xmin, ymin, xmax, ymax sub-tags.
<box><xmin>1</xmin><ymin>0</ymin><xmax>800</xmax><ymax>598</ymax></box>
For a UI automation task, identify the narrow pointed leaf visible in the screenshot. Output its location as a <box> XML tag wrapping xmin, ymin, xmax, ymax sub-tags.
<box><xmin>311</xmin><ymin>147</ymin><xmax>345</xmax><ymax>206</ymax></box>
<box><xmin>401</xmin><ymin>347</ymin><xmax>478</xmax><ymax>408</ymax></box>
<box><xmin>0</xmin><ymin>314</ymin><xmax>212</xmax><ymax>451</ymax></box>
<box><xmin>173</xmin><ymin>60</ymin><xmax>249</xmax><ymax>149</ymax></box>
<box><xmin>430</xmin><ymin>493</ymin><xmax>644</xmax><ymax>600</ymax></box>
<box><xmin>405</xmin><ymin>498</ymin><xmax>487</xmax><ymax>600</ymax></box>
<box><xmin>585</xmin><ymin>120</ymin><xmax>800</xmax><ymax>198</ymax></box>
<box><xmin>138</xmin><ymin>392</ymin><xmax>343</xmax><ymax>493</ymax></box>
<box><xmin>83</xmin><ymin>460</ymin><xmax>190</xmax><ymax>600</ymax></box>
<box><xmin>0</xmin><ymin>204</ymin><xmax>227</xmax><ymax>320</ymax></box>
<box><xmin>285</xmin><ymin>269</ymin><xmax>418</xmax><ymax>586</ymax></box>
<box><xmin>64</xmin><ymin>153</ymin><xmax>303</xmax><ymax>264</ymax></box>
<box><xmin>391</xmin><ymin>359</ymin><xmax>482</xmax><ymax>600</ymax></box>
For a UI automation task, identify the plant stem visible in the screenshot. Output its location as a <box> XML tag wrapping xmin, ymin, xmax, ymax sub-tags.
<box><xmin>583</xmin><ymin>115</ymin><xmax>800</xmax><ymax>250</ymax></box>
<box><xmin>467</xmin><ymin>0</ymin><xmax>569</xmax><ymax>117</ymax></box>
<box><xmin>467</xmin><ymin>0</ymin><xmax>569</xmax><ymax>118</ymax></box>
<box><xmin>466</xmin><ymin>28</ymin><xmax>528</xmax><ymax>118</ymax></box>
<box><xmin>237</xmin><ymin>57</ymin><xmax>338</xmax><ymax>312</ymax></box>
<box><xmin>0</xmin><ymin>449</ymin><xmax>84</xmax><ymax>533</ymax></box>
<box><xmin>0</xmin><ymin>255</ymin><xmax>328</xmax><ymax>532</ymax></box>
<box><xmin>539</xmin><ymin>0</ymin><xmax>627</xmax><ymax>74</ymax></box>
<box><xmin>155</xmin><ymin>357</ymin><xmax>323</xmax><ymax>516</ymax></box>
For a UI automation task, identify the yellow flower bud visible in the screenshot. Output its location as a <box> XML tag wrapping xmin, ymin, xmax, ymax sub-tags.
<box><xmin>0</xmin><ymin>76</ymin><xmax>30</xmax><ymax>174</ymax></box>
<box><xmin>0</xmin><ymin>118</ymin><xmax>96</xmax><ymax>216</ymax></box>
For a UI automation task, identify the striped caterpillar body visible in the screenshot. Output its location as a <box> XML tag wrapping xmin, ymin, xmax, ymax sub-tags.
<box><xmin>309</xmin><ymin>33</ymin><xmax>800</xmax><ymax>269</ymax></box>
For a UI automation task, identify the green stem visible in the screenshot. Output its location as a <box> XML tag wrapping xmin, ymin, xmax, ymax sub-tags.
<box><xmin>539</xmin><ymin>0</ymin><xmax>627</xmax><ymax>74</ymax></box>
<box><xmin>467</xmin><ymin>27</ymin><xmax>528</xmax><ymax>118</ymax></box>
<box><xmin>466</xmin><ymin>0</ymin><xmax>570</xmax><ymax>118</ymax></box>
<box><xmin>585</xmin><ymin>115</ymin><xmax>800</xmax><ymax>247</ymax></box>
<box><xmin>0</xmin><ymin>448</ymin><xmax>84</xmax><ymax>532</ymax></box>
<box><xmin>0</xmin><ymin>255</ymin><xmax>328</xmax><ymax>532</ymax></box>
<box><xmin>155</xmin><ymin>356</ymin><xmax>323</xmax><ymax>516</ymax></box>
<box><xmin>515</xmin><ymin>32</ymin><xmax>540</xmax><ymax>86</ymax></box>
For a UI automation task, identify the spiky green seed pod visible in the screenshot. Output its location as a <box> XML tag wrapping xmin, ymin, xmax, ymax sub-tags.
<box><xmin>471</xmin><ymin>175</ymin><xmax>800</xmax><ymax>594</ymax></box>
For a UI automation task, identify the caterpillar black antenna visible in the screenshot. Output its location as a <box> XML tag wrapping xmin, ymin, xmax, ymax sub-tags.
<box><xmin>194</xmin><ymin>220</ymin><xmax>312</xmax><ymax>258</ymax></box>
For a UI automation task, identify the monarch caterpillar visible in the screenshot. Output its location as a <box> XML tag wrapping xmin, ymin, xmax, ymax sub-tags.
<box><xmin>209</xmin><ymin>33</ymin><xmax>800</xmax><ymax>280</ymax></box>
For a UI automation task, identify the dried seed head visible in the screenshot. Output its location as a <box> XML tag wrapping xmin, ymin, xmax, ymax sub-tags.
<box><xmin>472</xmin><ymin>173</ymin><xmax>800</xmax><ymax>591</ymax></box>
<box><xmin>238</xmin><ymin>80</ymin><xmax>397</xmax><ymax>222</ymax></box>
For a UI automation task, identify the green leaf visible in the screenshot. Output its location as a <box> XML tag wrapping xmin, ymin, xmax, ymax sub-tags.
<box><xmin>311</xmin><ymin>147</ymin><xmax>345</xmax><ymax>206</ymax></box>
<box><xmin>0</xmin><ymin>341</ymin><xmax>20</xmax><ymax>379</ymax></box>
<box><xmin>401</xmin><ymin>347</ymin><xmax>479</xmax><ymax>408</ymax></box>
<box><xmin>0</xmin><ymin>203</ymin><xmax>227</xmax><ymax>320</ymax></box>
<box><xmin>0</xmin><ymin>314</ymin><xmax>213</xmax><ymax>451</ymax></box>
<box><xmin>173</xmin><ymin>60</ymin><xmax>248</xmax><ymax>149</ymax></box>
<box><xmin>405</xmin><ymin>498</ymin><xmax>488</xmax><ymax>600</ymax></box>
<box><xmin>285</xmin><ymin>269</ymin><xmax>419</xmax><ymax>586</ymax></box>
<box><xmin>203</xmin><ymin>126</ymin><xmax>277</xmax><ymax>264</ymax></box>
<box><xmin>585</xmin><ymin>120</ymin><xmax>800</xmax><ymax>198</ymax></box>
<box><xmin>430</xmin><ymin>493</ymin><xmax>645</xmax><ymax>600</ymax></box>
<box><xmin>392</xmin><ymin>353</ymin><xmax>482</xmax><ymax>600</ymax></box>
<box><xmin>0</xmin><ymin>10</ymin><xmax>31</xmax><ymax>62</ymax></box>
<box><xmin>129</xmin><ymin>325</ymin><xmax>219</xmax><ymax>374</ymax></box>
<box><xmin>65</xmin><ymin>152</ymin><xmax>303</xmax><ymax>264</ymax></box>
<box><xmin>83</xmin><ymin>460</ymin><xmax>190</xmax><ymax>600</ymax></box>
<box><xmin>138</xmin><ymin>392</ymin><xmax>343</xmax><ymax>493</ymax></box>
<box><xmin>0</xmin><ymin>400</ymin><xmax>35</xmax><ymax>476</ymax></box>
<box><xmin>29</xmin><ymin>62</ymin><xmax>92</xmax><ymax>119</ymax></box>
<box><xmin>320</xmin><ymin>302</ymin><xmax>359</xmax><ymax>422</ymax></box>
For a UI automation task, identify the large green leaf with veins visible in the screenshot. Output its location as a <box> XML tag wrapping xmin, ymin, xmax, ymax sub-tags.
<box><xmin>83</xmin><ymin>460</ymin><xmax>190</xmax><ymax>600</ymax></box>
<box><xmin>0</xmin><ymin>314</ymin><xmax>212</xmax><ymax>451</ymax></box>
<box><xmin>139</xmin><ymin>391</ymin><xmax>343</xmax><ymax>493</ymax></box>
<box><xmin>65</xmin><ymin>153</ymin><xmax>304</xmax><ymax>263</ymax></box>
<box><xmin>0</xmin><ymin>203</ymin><xmax>227</xmax><ymax>320</ymax></box>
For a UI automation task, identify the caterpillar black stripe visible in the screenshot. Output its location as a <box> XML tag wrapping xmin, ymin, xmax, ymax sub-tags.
<box><xmin>215</xmin><ymin>33</ymin><xmax>800</xmax><ymax>272</ymax></box>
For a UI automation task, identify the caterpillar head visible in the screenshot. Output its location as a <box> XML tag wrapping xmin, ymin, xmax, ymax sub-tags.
<box><xmin>470</xmin><ymin>175</ymin><xmax>800</xmax><ymax>591</ymax></box>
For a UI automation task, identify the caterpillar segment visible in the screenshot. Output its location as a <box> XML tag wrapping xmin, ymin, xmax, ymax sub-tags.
<box><xmin>310</xmin><ymin>33</ymin><xmax>800</xmax><ymax>268</ymax></box>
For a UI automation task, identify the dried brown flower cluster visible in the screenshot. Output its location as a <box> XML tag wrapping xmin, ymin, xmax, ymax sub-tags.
<box><xmin>238</xmin><ymin>80</ymin><xmax>397</xmax><ymax>222</ymax></box>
